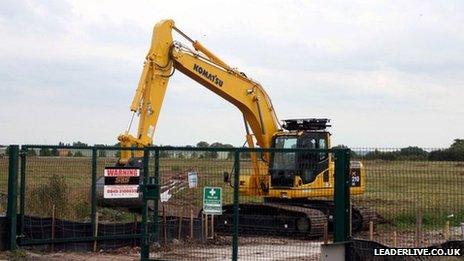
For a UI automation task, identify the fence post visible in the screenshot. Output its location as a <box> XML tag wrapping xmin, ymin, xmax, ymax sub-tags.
<box><xmin>91</xmin><ymin>148</ymin><xmax>97</xmax><ymax>249</ymax></box>
<box><xmin>232</xmin><ymin>149</ymin><xmax>240</xmax><ymax>261</ymax></box>
<box><xmin>153</xmin><ymin>148</ymin><xmax>160</xmax><ymax>243</ymax></box>
<box><xmin>333</xmin><ymin>149</ymin><xmax>351</xmax><ymax>243</ymax></box>
<box><xmin>19</xmin><ymin>146</ymin><xmax>26</xmax><ymax>240</ymax></box>
<box><xmin>6</xmin><ymin>145</ymin><xmax>19</xmax><ymax>250</ymax></box>
<box><xmin>140</xmin><ymin>148</ymin><xmax>150</xmax><ymax>260</ymax></box>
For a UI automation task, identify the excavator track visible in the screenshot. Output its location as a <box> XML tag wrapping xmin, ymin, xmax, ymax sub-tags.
<box><xmin>213</xmin><ymin>200</ymin><xmax>380</xmax><ymax>239</ymax></box>
<box><xmin>214</xmin><ymin>203</ymin><xmax>326</xmax><ymax>238</ymax></box>
<box><xmin>351</xmin><ymin>206</ymin><xmax>379</xmax><ymax>231</ymax></box>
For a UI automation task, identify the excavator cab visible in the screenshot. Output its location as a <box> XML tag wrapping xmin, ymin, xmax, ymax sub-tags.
<box><xmin>270</xmin><ymin>119</ymin><xmax>331</xmax><ymax>188</ymax></box>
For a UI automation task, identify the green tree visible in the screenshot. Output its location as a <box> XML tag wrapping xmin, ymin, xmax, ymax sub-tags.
<box><xmin>398</xmin><ymin>146</ymin><xmax>428</xmax><ymax>160</ymax></box>
<box><xmin>429</xmin><ymin>139</ymin><xmax>464</xmax><ymax>161</ymax></box>
<box><xmin>196</xmin><ymin>141</ymin><xmax>209</xmax><ymax>148</ymax></box>
<box><xmin>450</xmin><ymin>139</ymin><xmax>464</xmax><ymax>151</ymax></box>
<box><xmin>332</xmin><ymin>144</ymin><xmax>357</xmax><ymax>158</ymax></box>
<box><xmin>208</xmin><ymin>142</ymin><xmax>223</xmax><ymax>158</ymax></box>
<box><xmin>72</xmin><ymin>141</ymin><xmax>88</xmax><ymax>147</ymax></box>
<box><xmin>39</xmin><ymin>148</ymin><xmax>52</xmax><ymax>156</ymax></box>
<box><xmin>364</xmin><ymin>149</ymin><xmax>398</xmax><ymax>161</ymax></box>
<box><xmin>196</xmin><ymin>141</ymin><xmax>209</xmax><ymax>158</ymax></box>
<box><xmin>74</xmin><ymin>151</ymin><xmax>84</xmax><ymax>157</ymax></box>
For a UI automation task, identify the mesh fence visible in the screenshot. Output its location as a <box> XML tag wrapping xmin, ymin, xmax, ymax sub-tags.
<box><xmin>235</xmin><ymin>150</ymin><xmax>330</xmax><ymax>261</ymax></box>
<box><xmin>149</xmin><ymin>149</ymin><xmax>235</xmax><ymax>260</ymax></box>
<box><xmin>23</xmin><ymin>148</ymin><xmax>92</xmax><ymax>222</ymax></box>
<box><xmin>5</xmin><ymin>145</ymin><xmax>463</xmax><ymax>259</ymax></box>
<box><xmin>350</xmin><ymin>148</ymin><xmax>464</xmax><ymax>250</ymax></box>
<box><xmin>0</xmin><ymin>153</ymin><xmax>8</xmax><ymax>214</ymax></box>
<box><xmin>19</xmin><ymin>146</ymin><xmax>144</xmax><ymax>251</ymax></box>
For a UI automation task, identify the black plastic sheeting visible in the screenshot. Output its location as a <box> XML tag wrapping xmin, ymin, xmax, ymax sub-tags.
<box><xmin>19</xmin><ymin>215</ymin><xmax>203</xmax><ymax>251</ymax></box>
<box><xmin>347</xmin><ymin>239</ymin><xmax>464</xmax><ymax>261</ymax></box>
<box><xmin>0</xmin><ymin>215</ymin><xmax>7</xmax><ymax>250</ymax></box>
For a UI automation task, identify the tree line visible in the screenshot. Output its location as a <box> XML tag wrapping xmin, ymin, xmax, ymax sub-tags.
<box><xmin>5</xmin><ymin>139</ymin><xmax>462</xmax><ymax>161</ymax></box>
<box><xmin>8</xmin><ymin>141</ymin><xmax>237</xmax><ymax>159</ymax></box>
<box><xmin>336</xmin><ymin>139</ymin><xmax>464</xmax><ymax>161</ymax></box>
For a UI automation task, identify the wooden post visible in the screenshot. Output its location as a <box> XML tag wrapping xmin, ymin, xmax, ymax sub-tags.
<box><xmin>201</xmin><ymin>213</ymin><xmax>205</xmax><ymax>241</ymax></box>
<box><xmin>210</xmin><ymin>214</ymin><xmax>214</xmax><ymax>239</ymax></box>
<box><xmin>132</xmin><ymin>213</ymin><xmax>137</xmax><ymax>247</ymax></box>
<box><xmin>205</xmin><ymin>214</ymin><xmax>208</xmax><ymax>239</ymax></box>
<box><xmin>190</xmin><ymin>209</ymin><xmax>194</xmax><ymax>239</ymax></box>
<box><xmin>93</xmin><ymin>212</ymin><xmax>99</xmax><ymax>252</ymax></box>
<box><xmin>178</xmin><ymin>216</ymin><xmax>183</xmax><ymax>240</ymax></box>
<box><xmin>163</xmin><ymin>205</ymin><xmax>167</xmax><ymax>245</ymax></box>
<box><xmin>323</xmin><ymin>220</ymin><xmax>329</xmax><ymax>244</ymax></box>
<box><xmin>444</xmin><ymin>221</ymin><xmax>450</xmax><ymax>240</ymax></box>
<box><xmin>190</xmin><ymin>187</ymin><xmax>193</xmax><ymax>240</ymax></box>
<box><xmin>415</xmin><ymin>212</ymin><xmax>422</xmax><ymax>246</ymax></box>
<box><xmin>392</xmin><ymin>230</ymin><xmax>397</xmax><ymax>247</ymax></box>
<box><xmin>369</xmin><ymin>221</ymin><xmax>374</xmax><ymax>241</ymax></box>
<box><xmin>51</xmin><ymin>204</ymin><xmax>55</xmax><ymax>252</ymax></box>
<box><xmin>461</xmin><ymin>223</ymin><xmax>464</xmax><ymax>240</ymax></box>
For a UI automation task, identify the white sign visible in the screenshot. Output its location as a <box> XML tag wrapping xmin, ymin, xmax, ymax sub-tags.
<box><xmin>104</xmin><ymin>185</ymin><xmax>139</xmax><ymax>198</ymax></box>
<box><xmin>188</xmin><ymin>171</ymin><xmax>198</xmax><ymax>188</ymax></box>
<box><xmin>103</xmin><ymin>167</ymin><xmax>140</xmax><ymax>199</ymax></box>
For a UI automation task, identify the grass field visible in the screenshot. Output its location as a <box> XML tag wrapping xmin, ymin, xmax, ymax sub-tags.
<box><xmin>353</xmin><ymin>160</ymin><xmax>464</xmax><ymax>230</ymax></box>
<box><xmin>1</xmin><ymin>155</ymin><xmax>463</xmax><ymax>231</ymax></box>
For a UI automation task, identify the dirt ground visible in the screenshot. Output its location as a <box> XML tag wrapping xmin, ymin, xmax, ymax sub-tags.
<box><xmin>0</xmin><ymin>237</ymin><xmax>323</xmax><ymax>261</ymax></box>
<box><xmin>0</xmin><ymin>251</ymin><xmax>139</xmax><ymax>261</ymax></box>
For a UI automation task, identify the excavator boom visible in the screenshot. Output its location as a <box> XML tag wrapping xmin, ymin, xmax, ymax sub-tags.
<box><xmin>119</xmin><ymin>20</ymin><xmax>280</xmax><ymax>156</ymax></box>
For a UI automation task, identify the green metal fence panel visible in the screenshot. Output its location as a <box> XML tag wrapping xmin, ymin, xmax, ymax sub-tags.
<box><xmin>19</xmin><ymin>147</ymin><xmax>26</xmax><ymax>241</ymax></box>
<box><xmin>91</xmin><ymin>148</ymin><xmax>97</xmax><ymax>247</ymax></box>
<box><xmin>348</xmin><ymin>148</ymin><xmax>464</xmax><ymax>259</ymax></box>
<box><xmin>152</xmin><ymin>148</ymin><xmax>160</xmax><ymax>244</ymax></box>
<box><xmin>5</xmin><ymin>144</ymin><xmax>461</xmax><ymax>259</ymax></box>
<box><xmin>232</xmin><ymin>150</ymin><xmax>240</xmax><ymax>261</ymax></box>
<box><xmin>334</xmin><ymin>149</ymin><xmax>351</xmax><ymax>243</ymax></box>
<box><xmin>6</xmin><ymin>145</ymin><xmax>19</xmax><ymax>250</ymax></box>
<box><xmin>16</xmin><ymin>145</ymin><xmax>143</xmax><ymax>250</ymax></box>
<box><xmin>140</xmin><ymin>148</ymin><xmax>150</xmax><ymax>260</ymax></box>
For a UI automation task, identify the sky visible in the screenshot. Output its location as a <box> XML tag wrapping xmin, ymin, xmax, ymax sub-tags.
<box><xmin>0</xmin><ymin>0</ymin><xmax>463</xmax><ymax>148</ymax></box>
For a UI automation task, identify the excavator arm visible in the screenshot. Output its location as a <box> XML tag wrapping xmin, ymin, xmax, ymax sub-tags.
<box><xmin>118</xmin><ymin>19</ymin><xmax>280</xmax><ymax>169</ymax></box>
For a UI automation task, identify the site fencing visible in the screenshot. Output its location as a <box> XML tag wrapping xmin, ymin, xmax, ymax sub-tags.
<box><xmin>0</xmin><ymin>153</ymin><xmax>8</xmax><ymax>214</ymax></box>
<box><xmin>349</xmin><ymin>148</ymin><xmax>464</xmax><ymax>259</ymax></box>
<box><xmin>2</xmin><ymin>145</ymin><xmax>463</xmax><ymax>260</ymax></box>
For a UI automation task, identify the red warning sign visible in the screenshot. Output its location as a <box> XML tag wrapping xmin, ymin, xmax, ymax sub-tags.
<box><xmin>104</xmin><ymin>168</ymin><xmax>140</xmax><ymax>177</ymax></box>
<box><xmin>103</xmin><ymin>167</ymin><xmax>140</xmax><ymax>198</ymax></box>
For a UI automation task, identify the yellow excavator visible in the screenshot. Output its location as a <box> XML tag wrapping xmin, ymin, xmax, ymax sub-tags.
<box><xmin>114</xmin><ymin>19</ymin><xmax>372</xmax><ymax>237</ymax></box>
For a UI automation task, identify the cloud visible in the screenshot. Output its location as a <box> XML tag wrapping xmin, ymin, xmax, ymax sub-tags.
<box><xmin>0</xmin><ymin>0</ymin><xmax>463</xmax><ymax>148</ymax></box>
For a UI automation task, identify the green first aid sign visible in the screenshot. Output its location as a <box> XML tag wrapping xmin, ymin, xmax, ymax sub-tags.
<box><xmin>203</xmin><ymin>187</ymin><xmax>222</xmax><ymax>215</ymax></box>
